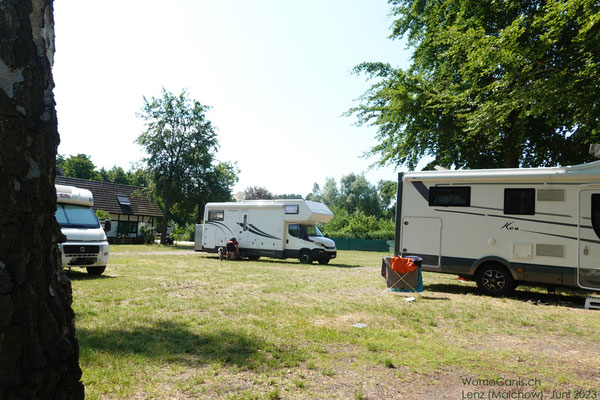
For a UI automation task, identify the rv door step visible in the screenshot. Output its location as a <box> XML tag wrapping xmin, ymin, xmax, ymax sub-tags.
<box><xmin>584</xmin><ymin>296</ymin><xmax>600</xmax><ymax>310</ymax></box>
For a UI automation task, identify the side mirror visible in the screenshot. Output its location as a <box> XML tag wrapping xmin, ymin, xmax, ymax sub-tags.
<box><xmin>103</xmin><ymin>220</ymin><xmax>112</xmax><ymax>233</ymax></box>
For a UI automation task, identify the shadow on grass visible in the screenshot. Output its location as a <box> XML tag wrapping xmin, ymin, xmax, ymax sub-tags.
<box><xmin>64</xmin><ymin>269</ymin><xmax>115</xmax><ymax>281</ymax></box>
<box><xmin>325</xmin><ymin>262</ymin><xmax>362</xmax><ymax>269</ymax></box>
<box><xmin>78</xmin><ymin>319</ymin><xmax>305</xmax><ymax>371</ymax></box>
<box><xmin>425</xmin><ymin>283</ymin><xmax>589</xmax><ymax>308</ymax></box>
<box><xmin>214</xmin><ymin>257</ymin><xmax>363</xmax><ymax>269</ymax></box>
<box><xmin>111</xmin><ymin>243</ymin><xmax>195</xmax><ymax>251</ymax></box>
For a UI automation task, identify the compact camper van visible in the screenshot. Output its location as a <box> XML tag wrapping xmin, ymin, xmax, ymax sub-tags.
<box><xmin>55</xmin><ymin>184</ymin><xmax>110</xmax><ymax>275</ymax></box>
<box><xmin>195</xmin><ymin>200</ymin><xmax>337</xmax><ymax>264</ymax></box>
<box><xmin>394</xmin><ymin>161</ymin><xmax>600</xmax><ymax>295</ymax></box>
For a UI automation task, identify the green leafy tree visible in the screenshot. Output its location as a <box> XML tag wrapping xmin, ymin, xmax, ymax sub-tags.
<box><xmin>322</xmin><ymin>177</ymin><xmax>340</xmax><ymax>208</ymax></box>
<box><xmin>98</xmin><ymin>166</ymin><xmax>130</xmax><ymax>185</ymax></box>
<box><xmin>136</xmin><ymin>88</ymin><xmax>219</xmax><ymax>244</ymax></box>
<box><xmin>126</xmin><ymin>168</ymin><xmax>151</xmax><ymax>187</ymax></box>
<box><xmin>59</xmin><ymin>153</ymin><xmax>100</xmax><ymax>180</ymax></box>
<box><xmin>339</xmin><ymin>174</ymin><xmax>381</xmax><ymax>217</ymax></box>
<box><xmin>187</xmin><ymin>161</ymin><xmax>239</xmax><ymax>223</ymax></box>
<box><xmin>276</xmin><ymin>193</ymin><xmax>304</xmax><ymax>199</ymax></box>
<box><xmin>377</xmin><ymin>180</ymin><xmax>397</xmax><ymax>219</ymax></box>
<box><xmin>306</xmin><ymin>177</ymin><xmax>339</xmax><ymax>207</ymax></box>
<box><xmin>306</xmin><ymin>183</ymin><xmax>323</xmax><ymax>203</ymax></box>
<box><xmin>350</xmin><ymin>0</ymin><xmax>600</xmax><ymax>169</ymax></box>
<box><xmin>244</xmin><ymin>186</ymin><xmax>275</xmax><ymax>200</ymax></box>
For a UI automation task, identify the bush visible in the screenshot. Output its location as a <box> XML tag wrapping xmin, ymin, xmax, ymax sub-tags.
<box><xmin>323</xmin><ymin>230</ymin><xmax>394</xmax><ymax>240</ymax></box>
<box><xmin>95</xmin><ymin>209</ymin><xmax>110</xmax><ymax>221</ymax></box>
<box><xmin>320</xmin><ymin>207</ymin><xmax>394</xmax><ymax>240</ymax></box>
<box><xmin>171</xmin><ymin>222</ymin><xmax>195</xmax><ymax>242</ymax></box>
<box><xmin>137</xmin><ymin>222</ymin><xmax>155</xmax><ymax>244</ymax></box>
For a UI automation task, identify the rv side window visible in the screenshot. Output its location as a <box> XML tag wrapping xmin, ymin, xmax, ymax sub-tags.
<box><xmin>429</xmin><ymin>187</ymin><xmax>471</xmax><ymax>207</ymax></box>
<box><xmin>504</xmin><ymin>189</ymin><xmax>535</xmax><ymax>215</ymax></box>
<box><xmin>592</xmin><ymin>194</ymin><xmax>600</xmax><ymax>239</ymax></box>
<box><xmin>208</xmin><ymin>210</ymin><xmax>224</xmax><ymax>221</ymax></box>
<box><xmin>288</xmin><ymin>224</ymin><xmax>302</xmax><ymax>238</ymax></box>
<box><xmin>285</xmin><ymin>205</ymin><xmax>299</xmax><ymax>214</ymax></box>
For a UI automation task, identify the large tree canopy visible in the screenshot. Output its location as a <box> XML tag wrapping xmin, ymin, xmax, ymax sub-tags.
<box><xmin>350</xmin><ymin>0</ymin><xmax>600</xmax><ymax>169</ymax></box>
<box><xmin>308</xmin><ymin>174</ymin><xmax>382</xmax><ymax>218</ymax></box>
<box><xmin>136</xmin><ymin>89</ymin><xmax>237</xmax><ymax>242</ymax></box>
<box><xmin>137</xmin><ymin>89</ymin><xmax>218</xmax><ymax>243</ymax></box>
<box><xmin>58</xmin><ymin>153</ymin><xmax>100</xmax><ymax>180</ymax></box>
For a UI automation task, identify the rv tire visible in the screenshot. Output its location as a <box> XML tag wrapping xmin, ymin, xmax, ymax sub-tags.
<box><xmin>86</xmin><ymin>266</ymin><xmax>106</xmax><ymax>276</ymax></box>
<box><xmin>475</xmin><ymin>263</ymin><xmax>514</xmax><ymax>296</ymax></box>
<box><xmin>317</xmin><ymin>258</ymin><xmax>330</xmax><ymax>265</ymax></box>
<box><xmin>299</xmin><ymin>250</ymin><xmax>313</xmax><ymax>264</ymax></box>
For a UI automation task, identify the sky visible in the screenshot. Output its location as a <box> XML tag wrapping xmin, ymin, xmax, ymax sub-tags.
<box><xmin>52</xmin><ymin>0</ymin><xmax>414</xmax><ymax>197</ymax></box>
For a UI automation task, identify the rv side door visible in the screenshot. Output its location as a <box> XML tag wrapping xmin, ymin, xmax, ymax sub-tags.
<box><xmin>401</xmin><ymin>217</ymin><xmax>441</xmax><ymax>267</ymax></box>
<box><xmin>578</xmin><ymin>190</ymin><xmax>600</xmax><ymax>290</ymax></box>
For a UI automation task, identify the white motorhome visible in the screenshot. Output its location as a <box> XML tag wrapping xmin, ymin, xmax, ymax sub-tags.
<box><xmin>55</xmin><ymin>184</ymin><xmax>110</xmax><ymax>275</ymax></box>
<box><xmin>394</xmin><ymin>161</ymin><xmax>600</xmax><ymax>295</ymax></box>
<box><xmin>195</xmin><ymin>200</ymin><xmax>337</xmax><ymax>264</ymax></box>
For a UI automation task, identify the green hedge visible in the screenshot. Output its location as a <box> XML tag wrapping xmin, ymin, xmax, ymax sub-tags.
<box><xmin>324</xmin><ymin>230</ymin><xmax>394</xmax><ymax>241</ymax></box>
<box><xmin>331</xmin><ymin>237</ymin><xmax>394</xmax><ymax>252</ymax></box>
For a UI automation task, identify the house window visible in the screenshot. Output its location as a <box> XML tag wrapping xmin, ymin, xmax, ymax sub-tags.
<box><xmin>117</xmin><ymin>220</ymin><xmax>138</xmax><ymax>234</ymax></box>
<box><xmin>285</xmin><ymin>205</ymin><xmax>299</xmax><ymax>214</ymax></box>
<box><xmin>116</xmin><ymin>194</ymin><xmax>131</xmax><ymax>206</ymax></box>
<box><xmin>208</xmin><ymin>210</ymin><xmax>224</xmax><ymax>221</ymax></box>
<box><xmin>429</xmin><ymin>187</ymin><xmax>471</xmax><ymax>207</ymax></box>
<box><xmin>504</xmin><ymin>188</ymin><xmax>535</xmax><ymax>215</ymax></box>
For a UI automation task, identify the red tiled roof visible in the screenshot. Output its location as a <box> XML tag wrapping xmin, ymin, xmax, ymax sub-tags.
<box><xmin>54</xmin><ymin>176</ymin><xmax>162</xmax><ymax>217</ymax></box>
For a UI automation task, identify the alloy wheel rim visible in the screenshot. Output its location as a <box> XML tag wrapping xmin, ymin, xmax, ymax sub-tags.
<box><xmin>482</xmin><ymin>270</ymin><xmax>505</xmax><ymax>291</ymax></box>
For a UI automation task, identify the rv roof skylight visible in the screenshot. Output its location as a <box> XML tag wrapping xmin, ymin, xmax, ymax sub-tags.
<box><xmin>116</xmin><ymin>194</ymin><xmax>131</xmax><ymax>206</ymax></box>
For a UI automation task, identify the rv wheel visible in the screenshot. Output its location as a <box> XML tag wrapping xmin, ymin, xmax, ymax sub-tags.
<box><xmin>86</xmin><ymin>266</ymin><xmax>106</xmax><ymax>276</ymax></box>
<box><xmin>299</xmin><ymin>251</ymin><xmax>313</xmax><ymax>264</ymax></box>
<box><xmin>317</xmin><ymin>258</ymin><xmax>330</xmax><ymax>265</ymax></box>
<box><xmin>476</xmin><ymin>264</ymin><xmax>514</xmax><ymax>296</ymax></box>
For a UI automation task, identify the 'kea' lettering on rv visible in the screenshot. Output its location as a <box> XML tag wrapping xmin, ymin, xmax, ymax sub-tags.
<box><xmin>501</xmin><ymin>222</ymin><xmax>519</xmax><ymax>231</ymax></box>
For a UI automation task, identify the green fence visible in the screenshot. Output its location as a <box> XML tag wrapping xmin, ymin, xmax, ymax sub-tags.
<box><xmin>331</xmin><ymin>238</ymin><xmax>395</xmax><ymax>252</ymax></box>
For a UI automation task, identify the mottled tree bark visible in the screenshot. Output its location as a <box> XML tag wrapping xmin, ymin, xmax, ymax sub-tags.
<box><xmin>0</xmin><ymin>0</ymin><xmax>84</xmax><ymax>399</ymax></box>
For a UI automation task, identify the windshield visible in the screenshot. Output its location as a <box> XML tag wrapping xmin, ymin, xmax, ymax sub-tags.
<box><xmin>55</xmin><ymin>204</ymin><xmax>100</xmax><ymax>229</ymax></box>
<box><xmin>305</xmin><ymin>225</ymin><xmax>323</xmax><ymax>237</ymax></box>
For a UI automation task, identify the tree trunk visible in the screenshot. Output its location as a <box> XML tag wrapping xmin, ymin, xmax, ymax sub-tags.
<box><xmin>161</xmin><ymin>200</ymin><xmax>171</xmax><ymax>245</ymax></box>
<box><xmin>502</xmin><ymin>111</ymin><xmax>521</xmax><ymax>168</ymax></box>
<box><xmin>0</xmin><ymin>1</ymin><xmax>84</xmax><ymax>399</ymax></box>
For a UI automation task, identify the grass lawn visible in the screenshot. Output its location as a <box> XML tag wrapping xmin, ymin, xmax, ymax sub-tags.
<box><xmin>69</xmin><ymin>245</ymin><xmax>600</xmax><ymax>399</ymax></box>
